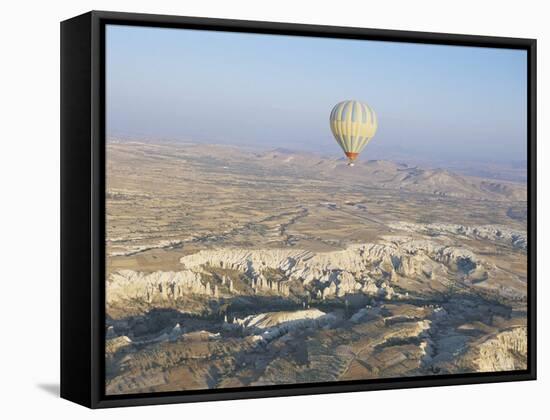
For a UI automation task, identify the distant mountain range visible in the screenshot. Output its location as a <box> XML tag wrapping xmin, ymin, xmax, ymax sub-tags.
<box><xmin>108</xmin><ymin>140</ymin><xmax>527</xmax><ymax>202</ymax></box>
<box><xmin>250</xmin><ymin>148</ymin><xmax>526</xmax><ymax>202</ymax></box>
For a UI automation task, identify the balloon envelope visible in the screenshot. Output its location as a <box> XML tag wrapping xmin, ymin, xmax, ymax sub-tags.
<box><xmin>329</xmin><ymin>100</ymin><xmax>377</xmax><ymax>163</ymax></box>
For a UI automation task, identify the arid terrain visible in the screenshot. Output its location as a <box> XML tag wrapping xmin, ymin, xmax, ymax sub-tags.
<box><xmin>105</xmin><ymin>140</ymin><xmax>528</xmax><ymax>395</ymax></box>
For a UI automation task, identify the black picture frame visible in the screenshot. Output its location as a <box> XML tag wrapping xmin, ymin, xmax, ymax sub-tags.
<box><xmin>61</xmin><ymin>10</ymin><xmax>537</xmax><ymax>409</ymax></box>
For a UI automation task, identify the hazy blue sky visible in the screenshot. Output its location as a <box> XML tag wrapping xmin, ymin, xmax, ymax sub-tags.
<box><xmin>106</xmin><ymin>24</ymin><xmax>527</xmax><ymax>163</ymax></box>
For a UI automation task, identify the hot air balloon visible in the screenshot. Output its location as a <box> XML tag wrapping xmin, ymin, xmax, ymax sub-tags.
<box><xmin>329</xmin><ymin>100</ymin><xmax>378</xmax><ymax>166</ymax></box>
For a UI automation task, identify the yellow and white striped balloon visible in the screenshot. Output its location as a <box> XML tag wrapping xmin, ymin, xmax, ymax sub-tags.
<box><xmin>329</xmin><ymin>100</ymin><xmax>378</xmax><ymax>165</ymax></box>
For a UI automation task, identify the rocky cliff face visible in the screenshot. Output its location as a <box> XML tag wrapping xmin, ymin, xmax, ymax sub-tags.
<box><xmin>178</xmin><ymin>239</ymin><xmax>487</xmax><ymax>296</ymax></box>
<box><xmin>390</xmin><ymin>222</ymin><xmax>527</xmax><ymax>251</ymax></box>
<box><xmin>231</xmin><ymin>308</ymin><xmax>336</xmax><ymax>342</ymax></box>
<box><xmin>234</xmin><ymin>308</ymin><xmax>328</xmax><ymax>330</ymax></box>
<box><xmin>107</xmin><ymin>236</ymin><xmax>510</xmax><ymax>310</ymax></box>
<box><xmin>107</xmin><ymin>270</ymin><xmax>208</xmax><ymax>304</ymax></box>
<box><xmin>460</xmin><ymin>327</ymin><xmax>527</xmax><ymax>372</ymax></box>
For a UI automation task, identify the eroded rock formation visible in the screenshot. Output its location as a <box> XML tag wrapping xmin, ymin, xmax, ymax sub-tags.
<box><xmin>389</xmin><ymin>222</ymin><xmax>527</xmax><ymax>251</ymax></box>
<box><xmin>107</xmin><ymin>270</ymin><xmax>208</xmax><ymax>304</ymax></box>
<box><xmin>107</xmin><ymin>237</ymin><xmax>510</xmax><ymax>309</ymax></box>
<box><xmin>470</xmin><ymin>327</ymin><xmax>528</xmax><ymax>372</ymax></box>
